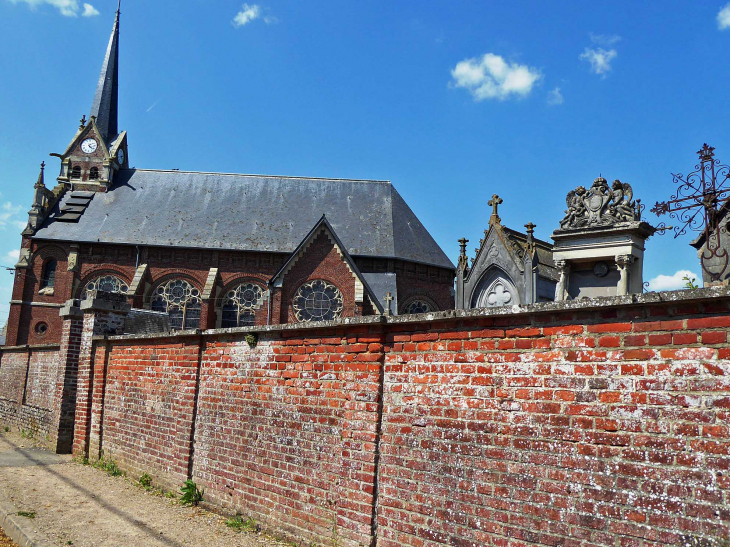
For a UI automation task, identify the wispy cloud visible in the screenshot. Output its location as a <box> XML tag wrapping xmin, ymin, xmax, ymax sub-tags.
<box><xmin>450</xmin><ymin>53</ymin><xmax>542</xmax><ymax>101</ymax></box>
<box><xmin>81</xmin><ymin>2</ymin><xmax>98</xmax><ymax>16</ymax></box>
<box><xmin>719</xmin><ymin>3</ymin><xmax>730</xmax><ymax>30</ymax></box>
<box><xmin>589</xmin><ymin>33</ymin><xmax>621</xmax><ymax>46</ymax></box>
<box><xmin>232</xmin><ymin>3</ymin><xmax>260</xmax><ymax>27</ymax></box>
<box><xmin>146</xmin><ymin>99</ymin><xmax>161</xmax><ymax>113</ymax></box>
<box><xmin>5</xmin><ymin>250</ymin><xmax>20</xmax><ymax>263</ymax></box>
<box><xmin>0</xmin><ymin>202</ymin><xmax>24</xmax><ymax>231</ymax></box>
<box><xmin>263</xmin><ymin>15</ymin><xmax>279</xmax><ymax>24</ymax></box>
<box><xmin>8</xmin><ymin>0</ymin><xmax>99</xmax><ymax>17</ymax></box>
<box><xmin>547</xmin><ymin>87</ymin><xmax>564</xmax><ymax>105</ymax></box>
<box><xmin>580</xmin><ymin>47</ymin><xmax>617</xmax><ymax>76</ymax></box>
<box><xmin>647</xmin><ymin>269</ymin><xmax>701</xmax><ymax>291</ymax></box>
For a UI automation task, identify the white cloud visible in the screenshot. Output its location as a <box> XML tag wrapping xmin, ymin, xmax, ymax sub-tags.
<box><xmin>263</xmin><ymin>15</ymin><xmax>279</xmax><ymax>24</ymax></box>
<box><xmin>450</xmin><ymin>53</ymin><xmax>542</xmax><ymax>101</ymax></box>
<box><xmin>0</xmin><ymin>202</ymin><xmax>23</xmax><ymax>230</ymax></box>
<box><xmin>589</xmin><ymin>33</ymin><xmax>621</xmax><ymax>46</ymax></box>
<box><xmin>5</xmin><ymin>250</ymin><xmax>20</xmax><ymax>264</ymax></box>
<box><xmin>580</xmin><ymin>47</ymin><xmax>617</xmax><ymax>76</ymax></box>
<box><xmin>232</xmin><ymin>3</ymin><xmax>261</xmax><ymax>27</ymax></box>
<box><xmin>8</xmin><ymin>0</ymin><xmax>84</xmax><ymax>17</ymax></box>
<box><xmin>81</xmin><ymin>3</ymin><xmax>98</xmax><ymax>17</ymax></box>
<box><xmin>719</xmin><ymin>3</ymin><xmax>730</xmax><ymax>30</ymax></box>
<box><xmin>647</xmin><ymin>269</ymin><xmax>701</xmax><ymax>291</ymax></box>
<box><xmin>547</xmin><ymin>87</ymin><xmax>564</xmax><ymax>105</ymax></box>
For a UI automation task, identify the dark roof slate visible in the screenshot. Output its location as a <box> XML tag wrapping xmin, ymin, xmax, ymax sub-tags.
<box><xmin>33</xmin><ymin>169</ymin><xmax>454</xmax><ymax>270</ymax></box>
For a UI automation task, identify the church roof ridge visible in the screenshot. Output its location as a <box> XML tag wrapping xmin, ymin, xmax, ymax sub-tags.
<box><xmin>128</xmin><ymin>168</ymin><xmax>392</xmax><ymax>184</ymax></box>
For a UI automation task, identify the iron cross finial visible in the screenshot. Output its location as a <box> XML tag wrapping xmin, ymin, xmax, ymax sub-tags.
<box><xmin>40</xmin><ymin>161</ymin><xmax>45</xmax><ymax>171</ymax></box>
<box><xmin>79</xmin><ymin>115</ymin><xmax>86</xmax><ymax>129</ymax></box>
<box><xmin>525</xmin><ymin>222</ymin><xmax>536</xmax><ymax>234</ymax></box>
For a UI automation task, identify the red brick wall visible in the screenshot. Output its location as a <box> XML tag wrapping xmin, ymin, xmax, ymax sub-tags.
<box><xmin>67</xmin><ymin>292</ymin><xmax>730</xmax><ymax>547</ymax></box>
<box><xmin>0</xmin><ymin>346</ymin><xmax>60</xmax><ymax>438</ymax></box>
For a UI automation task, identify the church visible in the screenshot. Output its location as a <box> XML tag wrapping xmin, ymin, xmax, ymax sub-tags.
<box><xmin>6</xmin><ymin>8</ymin><xmax>455</xmax><ymax>347</ymax></box>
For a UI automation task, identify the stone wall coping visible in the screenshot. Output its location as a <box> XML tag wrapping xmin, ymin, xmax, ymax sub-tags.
<box><xmin>94</xmin><ymin>286</ymin><xmax>730</xmax><ymax>342</ymax></box>
<box><xmin>0</xmin><ymin>343</ymin><xmax>62</xmax><ymax>352</ymax></box>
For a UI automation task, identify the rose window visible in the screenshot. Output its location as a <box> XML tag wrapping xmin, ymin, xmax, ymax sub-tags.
<box><xmin>292</xmin><ymin>280</ymin><xmax>343</xmax><ymax>322</ymax></box>
<box><xmin>405</xmin><ymin>299</ymin><xmax>433</xmax><ymax>314</ymax></box>
<box><xmin>221</xmin><ymin>283</ymin><xmax>264</xmax><ymax>328</ymax></box>
<box><xmin>81</xmin><ymin>275</ymin><xmax>128</xmax><ymax>301</ymax></box>
<box><xmin>151</xmin><ymin>279</ymin><xmax>201</xmax><ymax>330</ymax></box>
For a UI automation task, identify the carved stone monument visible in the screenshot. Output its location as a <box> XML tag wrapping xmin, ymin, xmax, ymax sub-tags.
<box><xmin>551</xmin><ymin>177</ymin><xmax>656</xmax><ymax>300</ymax></box>
<box><xmin>456</xmin><ymin>195</ymin><xmax>558</xmax><ymax>310</ymax></box>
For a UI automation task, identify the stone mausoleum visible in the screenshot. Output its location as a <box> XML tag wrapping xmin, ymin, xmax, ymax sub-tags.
<box><xmin>6</xmin><ymin>7</ymin><xmax>455</xmax><ymax>348</ymax></box>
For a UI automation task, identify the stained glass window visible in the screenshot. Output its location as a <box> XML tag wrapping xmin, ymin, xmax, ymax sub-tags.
<box><xmin>81</xmin><ymin>275</ymin><xmax>128</xmax><ymax>301</ymax></box>
<box><xmin>405</xmin><ymin>299</ymin><xmax>433</xmax><ymax>315</ymax></box>
<box><xmin>221</xmin><ymin>283</ymin><xmax>263</xmax><ymax>328</ymax></box>
<box><xmin>292</xmin><ymin>280</ymin><xmax>343</xmax><ymax>322</ymax></box>
<box><xmin>151</xmin><ymin>279</ymin><xmax>201</xmax><ymax>330</ymax></box>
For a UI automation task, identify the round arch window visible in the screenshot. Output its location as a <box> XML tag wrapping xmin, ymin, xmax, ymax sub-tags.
<box><xmin>81</xmin><ymin>275</ymin><xmax>128</xmax><ymax>301</ymax></box>
<box><xmin>34</xmin><ymin>322</ymin><xmax>48</xmax><ymax>336</ymax></box>
<box><xmin>292</xmin><ymin>280</ymin><xmax>343</xmax><ymax>322</ymax></box>
<box><xmin>221</xmin><ymin>283</ymin><xmax>264</xmax><ymax>328</ymax></box>
<box><xmin>404</xmin><ymin>299</ymin><xmax>435</xmax><ymax>315</ymax></box>
<box><xmin>150</xmin><ymin>279</ymin><xmax>201</xmax><ymax>330</ymax></box>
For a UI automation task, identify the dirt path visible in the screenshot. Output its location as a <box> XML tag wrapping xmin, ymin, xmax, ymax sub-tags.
<box><xmin>0</xmin><ymin>431</ymin><xmax>296</xmax><ymax>547</ymax></box>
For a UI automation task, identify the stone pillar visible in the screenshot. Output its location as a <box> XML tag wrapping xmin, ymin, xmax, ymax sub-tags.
<box><xmin>616</xmin><ymin>255</ymin><xmax>634</xmax><ymax>296</ymax></box>
<box><xmin>72</xmin><ymin>292</ymin><xmax>130</xmax><ymax>459</ymax></box>
<box><xmin>50</xmin><ymin>301</ymin><xmax>83</xmax><ymax>453</ymax></box>
<box><xmin>554</xmin><ymin>260</ymin><xmax>571</xmax><ymax>301</ymax></box>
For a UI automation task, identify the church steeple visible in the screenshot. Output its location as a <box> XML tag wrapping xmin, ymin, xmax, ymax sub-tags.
<box><xmin>90</xmin><ymin>1</ymin><xmax>120</xmax><ymax>145</ymax></box>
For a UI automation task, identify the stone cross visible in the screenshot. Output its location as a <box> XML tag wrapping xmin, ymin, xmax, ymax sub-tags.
<box><xmin>488</xmin><ymin>194</ymin><xmax>503</xmax><ymax>225</ymax></box>
<box><xmin>384</xmin><ymin>292</ymin><xmax>393</xmax><ymax>316</ymax></box>
<box><xmin>524</xmin><ymin>222</ymin><xmax>536</xmax><ymax>234</ymax></box>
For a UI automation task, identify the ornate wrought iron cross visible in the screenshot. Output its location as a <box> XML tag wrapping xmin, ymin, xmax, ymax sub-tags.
<box><xmin>651</xmin><ymin>144</ymin><xmax>730</xmax><ymax>281</ymax></box>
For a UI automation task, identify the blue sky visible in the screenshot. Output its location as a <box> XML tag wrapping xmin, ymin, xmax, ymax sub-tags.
<box><xmin>1</xmin><ymin>0</ymin><xmax>729</xmax><ymax>324</ymax></box>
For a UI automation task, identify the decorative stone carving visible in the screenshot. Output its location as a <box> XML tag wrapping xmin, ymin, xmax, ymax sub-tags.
<box><xmin>616</xmin><ymin>254</ymin><xmax>635</xmax><ymax>295</ymax></box>
<box><xmin>15</xmin><ymin>249</ymin><xmax>32</xmax><ymax>269</ymax></box>
<box><xmin>67</xmin><ymin>244</ymin><xmax>80</xmax><ymax>272</ymax></box>
<box><xmin>554</xmin><ymin>260</ymin><xmax>571</xmax><ymax>301</ymax></box>
<box><xmin>487</xmin><ymin>280</ymin><xmax>513</xmax><ymax>307</ymax></box>
<box><xmin>559</xmin><ymin>177</ymin><xmax>640</xmax><ymax>229</ymax></box>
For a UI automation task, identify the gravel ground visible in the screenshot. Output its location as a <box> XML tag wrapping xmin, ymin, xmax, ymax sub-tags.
<box><xmin>0</xmin><ymin>430</ymin><xmax>297</xmax><ymax>547</ymax></box>
<box><xmin>0</xmin><ymin>527</ymin><xmax>19</xmax><ymax>547</ymax></box>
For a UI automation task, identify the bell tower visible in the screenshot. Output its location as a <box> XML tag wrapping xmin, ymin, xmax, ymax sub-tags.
<box><xmin>54</xmin><ymin>1</ymin><xmax>127</xmax><ymax>192</ymax></box>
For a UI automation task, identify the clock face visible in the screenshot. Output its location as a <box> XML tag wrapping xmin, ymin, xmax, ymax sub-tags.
<box><xmin>81</xmin><ymin>138</ymin><xmax>98</xmax><ymax>154</ymax></box>
<box><xmin>117</xmin><ymin>149</ymin><xmax>125</xmax><ymax>165</ymax></box>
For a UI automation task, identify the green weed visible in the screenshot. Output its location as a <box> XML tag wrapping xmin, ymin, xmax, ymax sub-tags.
<box><xmin>3</xmin><ymin>426</ymin><xmax>9</xmax><ymax>433</ymax></box>
<box><xmin>138</xmin><ymin>472</ymin><xmax>152</xmax><ymax>489</ymax></box>
<box><xmin>179</xmin><ymin>479</ymin><xmax>204</xmax><ymax>506</ymax></box>
<box><xmin>225</xmin><ymin>515</ymin><xmax>259</xmax><ymax>533</ymax></box>
<box><xmin>91</xmin><ymin>457</ymin><xmax>124</xmax><ymax>477</ymax></box>
<box><xmin>17</xmin><ymin>511</ymin><xmax>35</xmax><ymax>518</ymax></box>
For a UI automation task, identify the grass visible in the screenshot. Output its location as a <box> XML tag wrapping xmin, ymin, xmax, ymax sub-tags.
<box><xmin>225</xmin><ymin>515</ymin><xmax>259</xmax><ymax>533</ymax></box>
<box><xmin>138</xmin><ymin>472</ymin><xmax>152</xmax><ymax>489</ymax></box>
<box><xmin>17</xmin><ymin>510</ymin><xmax>35</xmax><ymax>519</ymax></box>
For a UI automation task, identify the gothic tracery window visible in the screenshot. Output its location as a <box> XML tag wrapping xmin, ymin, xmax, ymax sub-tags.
<box><xmin>150</xmin><ymin>279</ymin><xmax>201</xmax><ymax>330</ymax></box>
<box><xmin>404</xmin><ymin>299</ymin><xmax>434</xmax><ymax>314</ymax></box>
<box><xmin>81</xmin><ymin>275</ymin><xmax>128</xmax><ymax>301</ymax></box>
<box><xmin>292</xmin><ymin>280</ymin><xmax>343</xmax><ymax>323</ymax></box>
<box><xmin>221</xmin><ymin>282</ymin><xmax>264</xmax><ymax>328</ymax></box>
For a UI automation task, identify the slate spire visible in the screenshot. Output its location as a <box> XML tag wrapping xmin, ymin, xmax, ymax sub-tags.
<box><xmin>89</xmin><ymin>2</ymin><xmax>120</xmax><ymax>145</ymax></box>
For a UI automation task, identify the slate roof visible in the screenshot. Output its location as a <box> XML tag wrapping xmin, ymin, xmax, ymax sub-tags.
<box><xmin>33</xmin><ymin>169</ymin><xmax>454</xmax><ymax>270</ymax></box>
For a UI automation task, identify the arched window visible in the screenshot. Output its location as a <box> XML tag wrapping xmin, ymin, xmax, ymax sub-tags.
<box><xmin>150</xmin><ymin>279</ymin><xmax>201</xmax><ymax>330</ymax></box>
<box><xmin>89</xmin><ymin>167</ymin><xmax>99</xmax><ymax>180</ymax></box>
<box><xmin>40</xmin><ymin>259</ymin><xmax>57</xmax><ymax>289</ymax></box>
<box><xmin>471</xmin><ymin>268</ymin><xmax>520</xmax><ymax>308</ymax></box>
<box><xmin>292</xmin><ymin>280</ymin><xmax>343</xmax><ymax>322</ymax></box>
<box><xmin>404</xmin><ymin>299</ymin><xmax>434</xmax><ymax>315</ymax></box>
<box><xmin>221</xmin><ymin>283</ymin><xmax>264</xmax><ymax>328</ymax></box>
<box><xmin>81</xmin><ymin>275</ymin><xmax>128</xmax><ymax>301</ymax></box>
<box><xmin>71</xmin><ymin>166</ymin><xmax>81</xmax><ymax>180</ymax></box>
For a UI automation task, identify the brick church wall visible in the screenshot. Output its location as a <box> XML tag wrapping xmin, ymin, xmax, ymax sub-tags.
<box><xmin>12</xmin><ymin>288</ymin><xmax>730</xmax><ymax>546</ymax></box>
<box><xmin>0</xmin><ymin>345</ymin><xmax>60</xmax><ymax>437</ymax></box>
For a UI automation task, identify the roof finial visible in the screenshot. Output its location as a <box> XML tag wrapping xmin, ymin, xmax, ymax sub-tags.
<box><xmin>34</xmin><ymin>161</ymin><xmax>46</xmax><ymax>189</ymax></box>
<box><xmin>488</xmin><ymin>194</ymin><xmax>503</xmax><ymax>225</ymax></box>
<box><xmin>79</xmin><ymin>114</ymin><xmax>86</xmax><ymax>129</ymax></box>
<box><xmin>117</xmin><ymin>0</ymin><xmax>121</xmax><ymax>16</ymax></box>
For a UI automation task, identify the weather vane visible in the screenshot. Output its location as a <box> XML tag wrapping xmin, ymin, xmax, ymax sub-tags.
<box><xmin>651</xmin><ymin>144</ymin><xmax>730</xmax><ymax>281</ymax></box>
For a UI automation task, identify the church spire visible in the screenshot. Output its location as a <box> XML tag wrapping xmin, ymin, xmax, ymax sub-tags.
<box><xmin>89</xmin><ymin>3</ymin><xmax>120</xmax><ymax>145</ymax></box>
